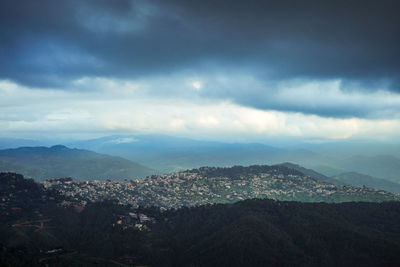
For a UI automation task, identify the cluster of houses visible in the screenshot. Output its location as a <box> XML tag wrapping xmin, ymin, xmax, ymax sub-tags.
<box><xmin>115</xmin><ymin>212</ymin><xmax>154</xmax><ymax>231</ymax></box>
<box><xmin>40</xmin><ymin>166</ymin><xmax>399</xmax><ymax>209</ymax></box>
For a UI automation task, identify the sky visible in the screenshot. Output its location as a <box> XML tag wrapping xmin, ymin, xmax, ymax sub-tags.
<box><xmin>1</xmin><ymin>0</ymin><xmax>400</xmax><ymax>143</ymax></box>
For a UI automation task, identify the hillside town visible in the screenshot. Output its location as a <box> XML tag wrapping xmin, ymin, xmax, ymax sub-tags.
<box><xmin>42</xmin><ymin>166</ymin><xmax>400</xmax><ymax>209</ymax></box>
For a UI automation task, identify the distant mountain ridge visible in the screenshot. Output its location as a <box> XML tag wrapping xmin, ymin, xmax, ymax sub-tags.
<box><xmin>0</xmin><ymin>145</ymin><xmax>155</xmax><ymax>180</ymax></box>
<box><xmin>67</xmin><ymin>134</ymin><xmax>323</xmax><ymax>172</ymax></box>
<box><xmin>2</xmin><ymin>135</ymin><xmax>400</xmax><ymax>184</ymax></box>
<box><xmin>336</xmin><ymin>154</ymin><xmax>400</xmax><ymax>183</ymax></box>
<box><xmin>332</xmin><ymin>172</ymin><xmax>400</xmax><ymax>194</ymax></box>
<box><xmin>70</xmin><ymin>135</ymin><xmax>400</xmax><ymax>184</ymax></box>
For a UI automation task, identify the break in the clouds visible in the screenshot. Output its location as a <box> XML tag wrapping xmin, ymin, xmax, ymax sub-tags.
<box><xmin>0</xmin><ymin>0</ymin><xmax>400</xmax><ymax>140</ymax></box>
<box><xmin>2</xmin><ymin>79</ymin><xmax>400</xmax><ymax>141</ymax></box>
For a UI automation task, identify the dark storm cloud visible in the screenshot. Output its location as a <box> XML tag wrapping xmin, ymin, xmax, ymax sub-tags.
<box><xmin>1</xmin><ymin>0</ymin><xmax>400</xmax><ymax>116</ymax></box>
<box><xmin>160</xmin><ymin>0</ymin><xmax>400</xmax><ymax>87</ymax></box>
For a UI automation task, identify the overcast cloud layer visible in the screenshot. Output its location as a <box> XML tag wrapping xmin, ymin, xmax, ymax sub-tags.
<box><xmin>1</xmin><ymin>0</ymin><xmax>400</xmax><ymax>141</ymax></box>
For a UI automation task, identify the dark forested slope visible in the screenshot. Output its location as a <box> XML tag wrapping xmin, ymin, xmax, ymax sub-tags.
<box><xmin>154</xmin><ymin>199</ymin><xmax>400</xmax><ymax>267</ymax></box>
<box><xmin>1</xmin><ymin>173</ymin><xmax>400</xmax><ymax>266</ymax></box>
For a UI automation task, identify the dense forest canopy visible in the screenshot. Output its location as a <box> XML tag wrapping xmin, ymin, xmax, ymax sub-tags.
<box><xmin>1</xmin><ymin>172</ymin><xmax>400</xmax><ymax>266</ymax></box>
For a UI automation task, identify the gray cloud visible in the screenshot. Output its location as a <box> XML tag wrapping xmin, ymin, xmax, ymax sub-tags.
<box><xmin>1</xmin><ymin>0</ymin><xmax>400</xmax><ymax>118</ymax></box>
<box><xmin>2</xmin><ymin>80</ymin><xmax>400</xmax><ymax>141</ymax></box>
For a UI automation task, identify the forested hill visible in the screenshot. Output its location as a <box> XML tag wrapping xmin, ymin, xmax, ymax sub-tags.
<box><xmin>154</xmin><ymin>199</ymin><xmax>400</xmax><ymax>267</ymax></box>
<box><xmin>1</xmin><ymin>173</ymin><xmax>400</xmax><ymax>266</ymax></box>
<box><xmin>0</xmin><ymin>145</ymin><xmax>155</xmax><ymax>180</ymax></box>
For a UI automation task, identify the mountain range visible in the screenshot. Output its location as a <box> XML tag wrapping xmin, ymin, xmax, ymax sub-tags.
<box><xmin>0</xmin><ymin>135</ymin><xmax>399</xmax><ymax>188</ymax></box>
<box><xmin>0</xmin><ymin>145</ymin><xmax>154</xmax><ymax>180</ymax></box>
<box><xmin>66</xmin><ymin>135</ymin><xmax>400</xmax><ymax>184</ymax></box>
<box><xmin>331</xmin><ymin>172</ymin><xmax>400</xmax><ymax>194</ymax></box>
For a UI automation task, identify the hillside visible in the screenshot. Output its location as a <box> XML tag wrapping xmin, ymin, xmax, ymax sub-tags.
<box><xmin>150</xmin><ymin>199</ymin><xmax>400</xmax><ymax>267</ymax></box>
<box><xmin>0</xmin><ymin>146</ymin><xmax>155</xmax><ymax>180</ymax></box>
<box><xmin>44</xmin><ymin>165</ymin><xmax>400</xmax><ymax>209</ymax></box>
<box><xmin>0</xmin><ymin>172</ymin><xmax>68</xmax><ymax>224</ymax></box>
<box><xmin>336</xmin><ymin>155</ymin><xmax>400</xmax><ymax>183</ymax></box>
<box><xmin>332</xmin><ymin>172</ymin><xmax>400</xmax><ymax>194</ymax></box>
<box><xmin>2</xmin><ymin>173</ymin><xmax>400</xmax><ymax>267</ymax></box>
<box><xmin>277</xmin><ymin>162</ymin><xmax>343</xmax><ymax>185</ymax></box>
